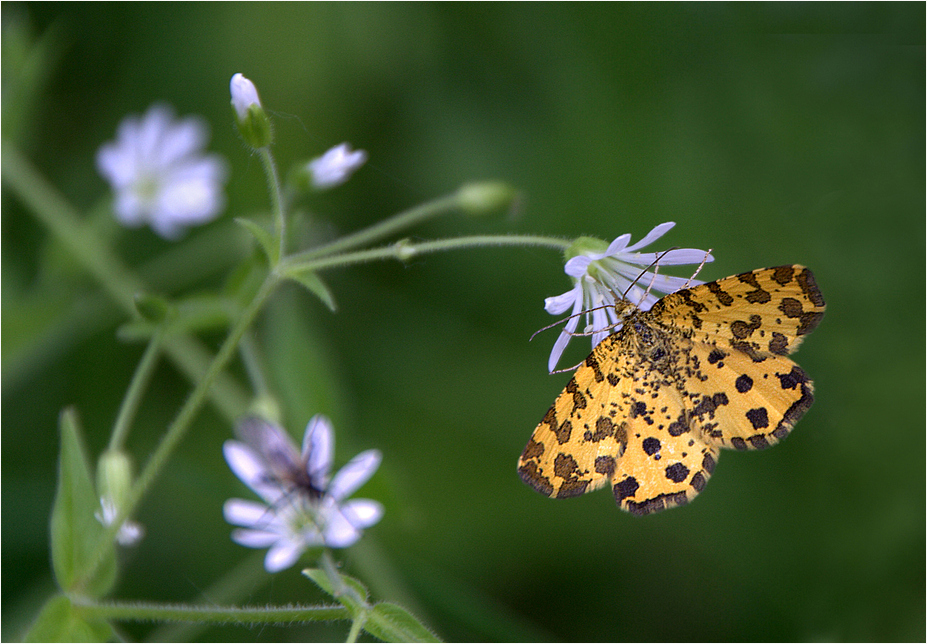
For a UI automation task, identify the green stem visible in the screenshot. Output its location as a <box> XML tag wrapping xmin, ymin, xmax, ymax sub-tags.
<box><xmin>2</xmin><ymin>141</ymin><xmax>138</xmax><ymax>311</ymax></box>
<box><xmin>109</xmin><ymin>332</ymin><xmax>162</xmax><ymax>452</ymax></box>
<box><xmin>346</xmin><ymin>615</ymin><xmax>365</xmax><ymax>643</ymax></box>
<box><xmin>320</xmin><ymin>550</ymin><xmax>368</xmax><ymax>643</ymax></box>
<box><xmin>281</xmin><ymin>233</ymin><xmax>570</xmax><ymax>275</ymax></box>
<box><xmin>147</xmin><ymin>551</ymin><xmax>268</xmax><ymax>641</ymax></box>
<box><xmin>288</xmin><ymin>193</ymin><xmax>463</xmax><ymax>264</ymax></box>
<box><xmin>81</xmin><ymin>273</ymin><xmax>281</xmax><ymax>591</ymax></box>
<box><xmin>257</xmin><ymin>147</ymin><xmax>286</xmax><ymax>259</ymax></box>
<box><xmin>238</xmin><ymin>331</ymin><xmax>269</xmax><ymax>398</ymax></box>
<box><xmin>320</xmin><ymin>549</ymin><xmax>349</xmax><ymax>597</ymax></box>
<box><xmin>1</xmin><ymin>141</ymin><xmax>248</xmax><ymax>421</ymax></box>
<box><xmin>72</xmin><ymin>597</ymin><xmax>348</xmax><ymax>625</ymax></box>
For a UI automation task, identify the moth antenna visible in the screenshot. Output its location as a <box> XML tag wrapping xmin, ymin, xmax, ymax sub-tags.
<box><xmin>549</xmin><ymin>358</ymin><xmax>586</xmax><ymax>374</ymax></box>
<box><xmin>529</xmin><ymin>316</ymin><xmax>575</xmax><ymax>342</ymax></box>
<box><xmin>530</xmin><ymin>301</ymin><xmax>624</xmax><ymax>342</ymax></box>
<box><xmin>621</xmin><ymin>246</ymin><xmax>679</xmax><ymax>303</ymax></box>
<box><xmin>682</xmin><ymin>248</ymin><xmax>713</xmax><ymax>289</ymax></box>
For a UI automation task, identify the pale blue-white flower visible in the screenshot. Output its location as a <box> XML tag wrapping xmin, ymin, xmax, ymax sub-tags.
<box><xmin>223</xmin><ymin>415</ymin><xmax>383</xmax><ymax>572</ymax></box>
<box><xmin>96</xmin><ymin>104</ymin><xmax>228</xmax><ymax>239</ymax></box>
<box><xmin>306</xmin><ymin>143</ymin><xmax>367</xmax><ymax>189</ymax></box>
<box><xmin>544</xmin><ymin>222</ymin><xmax>713</xmax><ymax>372</ymax></box>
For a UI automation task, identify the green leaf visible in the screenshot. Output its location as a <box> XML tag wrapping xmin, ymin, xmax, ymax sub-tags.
<box><xmin>133</xmin><ymin>292</ymin><xmax>173</xmax><ymax>323</ymax></box>
<box><xmin>117</xmin><ymin>293</ymin><xmax>233</xmax><ymax>341</ymax></box>
<box><xmin>234</xmin><ymin>217</ymin><xmax>279</xmax><ymax>265</ymax></box>
<box><xmin>303</xmin><ymin>568</ymin><xmax>368</xmax><ymax>611</ymax></box>
<box><xmin>284</xmin><ymin>270</ymin><xmax>338</xmax><ymax>312</ymax></box>
<box><xmin>365</xmin><ymin>602</ymin><xmax>441</xmax><ymax>643</ymax></box>
<box><xmin>50</xmin><ymin>408</ymin><xmax>116</xmax><ymax>597</ymax></box>
<box><xmin>223</xmin><ymin>252</ymin><xmax>268</xmax><ymax>306</ymax></box>
<box><xmin>24</xmin><ymin>594</ymin><xmax>113</xmax><ymax>643</ymax></box>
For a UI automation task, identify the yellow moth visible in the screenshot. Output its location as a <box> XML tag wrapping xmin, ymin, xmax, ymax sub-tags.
<box><xmin>518</xmin><ymin>265</ymin><xmax>825</xmax><ymax>515</ymax></box>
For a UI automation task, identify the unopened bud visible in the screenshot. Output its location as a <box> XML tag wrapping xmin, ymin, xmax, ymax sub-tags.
<box><xmin>230</xmin><ymin>73</ymin><xmax>272</xmax><ymax>148</ymax></box>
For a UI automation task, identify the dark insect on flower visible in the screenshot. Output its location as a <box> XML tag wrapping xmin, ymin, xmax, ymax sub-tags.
<box><xmin>233</xmin><ymin>415</ymin><xmax>329</xmax><ymax>499</ymax></box>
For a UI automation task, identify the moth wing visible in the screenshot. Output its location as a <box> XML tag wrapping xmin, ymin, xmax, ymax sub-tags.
<box><xmin>652</xmin><ymin>265</ymin><xmax>826</xmax><ymax>359</ymax></box>
<box><xmin>608</xmin><ymin>379</ymin><xmax>720</xmax><ymax>516</ymax></box>
<box><xmin>683</xmin><ymin>343</ymin><xmax>814</xmax><ymax>451</ymax></box>
<box><xmin>518</xmin><ymin>335</ymin><xmax>633</xmax><ymax>499</ymax></box>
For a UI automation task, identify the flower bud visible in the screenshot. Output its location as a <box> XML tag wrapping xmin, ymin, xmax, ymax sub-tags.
<box><xmin>96</xmin><ymin>450</ymin><xmax>145</xmax><ymax>546</ymax></box>
<box><xmin>97</xmin><ymin>450</ymin><xmax>134</xmax><ymax>512</ymax></box>
<box><xmin>456</xmin><ymin>181</ymin><xmax>518</xmax><ymax>217</ymax></box>
<box><xmin>304</xmin><ymin>143</ymin><xmax>367</xmax><ymax>190</ymax></box>
<box><xmin>230</xmin><ymin>73</ymin><xmax>272</xmax><ymax>148</ymax></box>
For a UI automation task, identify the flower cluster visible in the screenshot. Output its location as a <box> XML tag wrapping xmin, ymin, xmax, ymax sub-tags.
<box><xmin>544</xmin><ymin>222</ymin><xmax>713</xmax><ymax>371</ymax></box>
<box><xmin>223</xmin><ymin>415</ymin><xmax>383</xmax><ymax>572</ymax></box>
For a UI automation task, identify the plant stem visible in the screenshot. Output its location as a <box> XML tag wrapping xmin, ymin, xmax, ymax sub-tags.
<box><xmin>109</xmin><ymin>332</ymin><xmax>162</xmax><ymax>452</ymax></box>
<box><xmin>287</xmin><ymin>193</ymin><xmax>463</xmax><ymax>264</ymax></box>
<box><xmin>281</xmin><ymin>233</ymin><xmax>570</xmax><ymax>275</ymax></box>
<box><xmin>238</xmin><ymin>331</ymin><xmax>269</xmax><ymax>398</ymax></box>
<box><xmin>72</xmin><ymin>597</ymin><xmax>348</xmax><ymax>625</ymax></box>
<box><xmin>82</xmin><ymin>273</ymin><xmax>280</xmax><ymax>590</ymax></box>
<box><xmin>1</xmin><ymin>142</ymin><xmax>248</xmax><ymax>421</ymax></box>
<box><xmin>257</xmin><ymin>147</ymin><xmax>286</xmax><ymax>259</ymax></box>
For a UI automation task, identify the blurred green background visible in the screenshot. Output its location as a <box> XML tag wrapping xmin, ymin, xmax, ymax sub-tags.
<box><xmin>3</xmin><ymin>3</ymin><xmax>923</xmax><ymax>641</ymax></box>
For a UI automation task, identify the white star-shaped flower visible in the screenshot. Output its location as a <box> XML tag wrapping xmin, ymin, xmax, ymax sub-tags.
<box><xmin>96</xmin><ymin>104</ymin><xmax>228</xmax><ymax>239</ymax></box>
<box><xmin>544</xmin><ymin>222</ymin><xmax>713</xmax><ymax>372</ymax></box>
<box><xmin>223</xmin><ymin>415</ymin><xmax>383</xmax><ymax>573</ymax></box>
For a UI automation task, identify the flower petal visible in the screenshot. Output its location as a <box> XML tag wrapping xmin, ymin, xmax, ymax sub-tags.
<box><xmin>308</xmin><ymin>143</ymin><xmax>368</xmax><ymax>189</ymax></box>
<box><xmin>564</xmin><ymin>255</ymin><xmax>593</xmax><ymax>278</ymax></box>
<box><xmin>264</xmin><ymin>539</ymin><xmax>307</xmax><ymax>573</ymax></box>
<box><xmin>544</xmin><ymin>282</ymin><xmax>583</xmax><ymax>315</ymax></box>
<box><xmin>303</xmin><ymin>415</ymin><xmax>333</xmax><ymax>487</ymax></box>
<box><xmin>230</xmin><ymin>73</ymin><xmax>262</xmax><ymax>119</ymax></box>
<box><xmin>627</xmin><ymin>248</ymin><xmax>713</xmax><ymax>266</ymax></box>
<box><xmin>622</xmin><ymin>221</ymin><xmax>675</xmax><ymax>252</ymax></box>
<box><xmin>223</xmin><ymin>444</ymin><xmax>287</xmax><ymax>504</ymax></box>
<box><xmin>340</xmin><ymin>499</ymin><xmax>384</xmax><ymax>529</ymax></box>
<box><xmin>328</xmin><ymin>450</ymin><xmax>381</xmax><ymax>501</ymax></box>
<box><xmin>223</xmin><ymin>498</ymin><xmax>273</xmax><ymax>527</ymax></box>
<box><xmin>322</xmin><ymin>509</ymin><xmax>363</xmax><ymax>549</ymax></box>
<box><xmin>602</xmin><ymin>232</ymin><xmax>633</xmax><ymax>257</ymax></box>
<box><xmin>223</xmin><ymin>442</ymin><xmax>268</xmax><ymax>487</ymax></box>
<box><xmin>231</xmin><ymin>528</ymin><xmax>281</xmax><ymax>549</ymax></box>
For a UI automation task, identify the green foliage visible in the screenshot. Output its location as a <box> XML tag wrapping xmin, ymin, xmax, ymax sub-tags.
<box><xmin>282</xmin><ymin>270</ymin><xmax>338</xmax><ymax>312</ymax></box>
<box><xmin>304</xmin><ymin>567</ymin><xmax>440</xmax><ymax>642</ymax></box>
<box><xmin>234</xmin><ymin>217</ymin><xmax>279</xmax><ymax>266</ymax></box>
<box><xmin>24</xmin><ymin>595</ymin><xmax>113</xmax><ymax>643</ymax></box>
<box><xmin>49</xmin><ymin>408</ymin><xmax>116</xmax><ymax>598</ymax></box>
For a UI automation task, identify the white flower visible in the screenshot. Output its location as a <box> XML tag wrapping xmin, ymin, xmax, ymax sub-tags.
<box><xmin>307</xmin><ymin>143</ymin><xmax>368</xmax><ymax>189</ymax></box>
<box><xmin>96</xmin><ymin>104</ymin><xmax>228</xmax><ymax>239</ymax></box>
<box><xmin>223</xmin><ymin>415</ymin><xmax>383</xmax><ymax>573</ymax></box>
<box><xmin>229</xmin><ymin>73</ymin><xmax>262</xmax><ymax>120</ymax></box>
<box><xmin>544</xmin><ymin>222</ymin><xmax>713</xmax><ymax>372</ymax></box>
<box><xmin>95</xmin><ymin>496</ymin><xmax>144</xmax><ymax>547</ymax></box>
